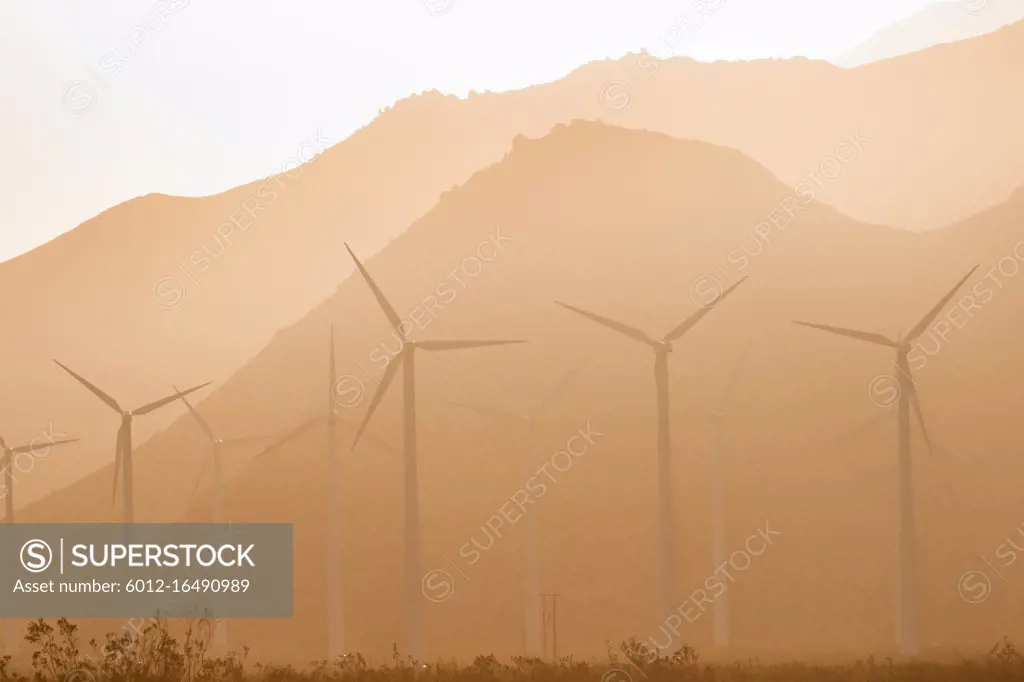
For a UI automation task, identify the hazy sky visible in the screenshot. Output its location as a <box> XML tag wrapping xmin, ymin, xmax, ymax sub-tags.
<box><xmin>0</xmin><ymin>0</ymin><xmax>961</xmax><ymax>262</ymax></box>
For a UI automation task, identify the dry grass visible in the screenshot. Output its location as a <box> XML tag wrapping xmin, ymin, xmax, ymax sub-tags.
<box><xmin>2</xmin><ymin>620</ymin><xmax>1022</xmax><ymax>682</ymax></box>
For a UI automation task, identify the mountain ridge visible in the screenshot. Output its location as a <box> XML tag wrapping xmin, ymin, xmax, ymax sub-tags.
<box><xmin>20</xmin><ymin>121</ymin><xmax>1024</xmax><ymax>660</ymax></box>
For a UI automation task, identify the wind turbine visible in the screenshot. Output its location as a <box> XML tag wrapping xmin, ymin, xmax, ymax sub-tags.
<box><xmin>344</xmin><ymin>243</ymin><xmax>525</xmax><ymax>660</ymax></box>
<box><xmin>175</xmin><ymin>386</ymin><xmax>278</xmax><ymax>523</ymax></box>
<box><xmin>447</xmin><ymin>361</ymin><xmax>584</xmax><ymax>657</ymax></box>
<box><xmin>176</xmin><ymin>388</ymin><xmax>283</xmax><ymax>655</ymax></box>
<box><xmin>0</xmin><ymin>431</ymin><xmax>79</xmax><ymax>656</ymax></box>
<box><xmin>705</xmin><ymin>344</ymin><xmax>749</xmax><ymax>650</ymax></box>
<box><xmin>53</xmin><ymin>360</ymin><xmax>210</xmax><ymax>523</ymax></box>
<box><xmin>1</xmin><ymin>434</ymin><xmax>80</xmax><ymax>523</ymax></box>
<box><xmin>251</xmin><ymin>326</ymin><xmax>405</xmax><ymax>659</ymax></box>
<box><xmin>554</xmin><ymin>277</ymin><xmax>747</xmax><ymax>622</ymax></box>
<box><xmin>792</xmin><ymin>264</ymin><xmax>978</xmax><ymax>657</ymax></box>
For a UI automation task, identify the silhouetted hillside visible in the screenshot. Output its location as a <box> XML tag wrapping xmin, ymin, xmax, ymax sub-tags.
<box><xmin>22</xmin><ymin>122</ymin><xmax>1024</xmax><ymax>662</ymax></box>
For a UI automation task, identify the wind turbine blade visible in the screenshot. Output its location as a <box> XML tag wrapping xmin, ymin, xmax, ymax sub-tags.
<box><xmin>112</xmin><ymin>426</ymin><xmax>124</xmax><ymax>505</ymax></box>
<box><xmin>663</xmin><ymin>277</ymin><xmax>748</xmax><ymax>342</ymax></box>
<box><xmin>174</xmin><ymin>384</ymin><xmax>217</xmax><ymax>441</ymax></box>
<box><xmin>904</xmin><ymin>265</ymin><xmax>980</xmax><ymax>342</ymax></box>
<box><xmin>351</xmin><ymin>355</ymin><xmax>403</xmax><ymax>450</ymax></box>
<box><xmin>188</xmin><ymin>453</ymin><xmax>213</xmax><ymax>504</ymax></box>
<box><xmin>532</xmin><ymin>360</ymin><xmax>586</xmax><ymax>418</ymax></box>
<box><xmin>255</xmin><ymin>415</ymin><xmax>326</xmax><ymax>460</ymax></box>
<box><xmin>10</xmin><ymin>438</ymin><xmax>80</xmax><ymax>455</ymax></box>
<box><xmin>336</xmin><ymin>416</ymin><xmax>403</xmax><ymax>457</ymax></box>
<box><xmin>554</xmin><ymin>301</ymin><xmax>654</xmax><ymax>346</ymax></box>
<box><xmin>417</xmin><ymin>340</ymin><xmax>526</xmax><ymax>351</ymax></box>
<box><xmin>344</xmin><ymin>243</ymin><xmax>403</xmax><ymax>330</ymax></box>
<box><xmin>134</xmin><ymin>382</ymin><xmax>212</xmax><ymax>416</ymax></box>
<box><xmin>907</xmin><ymin>383</ymin><xmax>934</xmax><ymax>456</ymax></box>
<box><xmin>53</xmin><ymin>360</ymin><xmax>122</xmax><ymax>412</ymax></box>
<box><xmin>717</xmin><ymin>343</ymin><xmax>751</xmax><ymax>412</ymax></box>
<box><xmin>446</xmin><ymin>400</ymin><xmax>529</xmax><ymax>426</ymax></box>
<box><xmin>792</xmin><ymin>321</ymin><xmax>897</xmax><ymax>347</ymax></box>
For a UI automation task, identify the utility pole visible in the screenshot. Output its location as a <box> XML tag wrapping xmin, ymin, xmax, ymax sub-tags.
<box><xmin>540</xmin><ymin>593</ymin><xmax>561</xmax><ymax>661</ymax></box>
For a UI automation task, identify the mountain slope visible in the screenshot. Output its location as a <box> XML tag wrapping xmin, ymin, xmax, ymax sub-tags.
<box><xmin>22</xmin><ymin>122</ymin><xmax>1024</xmax><ymax>661</ymax></box>
<box><xmin>5</xmin><ymin>21</ymin><xmax>1022</xmax><ymax>510</ymax></box>
<box><xmin>836</xmin><ymin>1</ymin><xmax>1024</xmax><ymax>67</ymax></box>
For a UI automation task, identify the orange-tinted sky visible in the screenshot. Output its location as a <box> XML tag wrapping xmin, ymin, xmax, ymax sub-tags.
<box><xmin>6</xmin><ymin>0</ymin><xmax>1021</xmax><ymax>262</ymax></box>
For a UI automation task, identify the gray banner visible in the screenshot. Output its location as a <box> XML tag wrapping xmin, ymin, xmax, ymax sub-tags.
<box><xmin>0</xmin><ymin>524</ymin><xmax>292</xmax><ymax>618</ymax></box>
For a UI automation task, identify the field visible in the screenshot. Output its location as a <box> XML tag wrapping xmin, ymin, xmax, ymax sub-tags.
<box><xmin>2</xmin><ymin>620</ymin><xmax>1023</xmax><ymax>682</ymax></box>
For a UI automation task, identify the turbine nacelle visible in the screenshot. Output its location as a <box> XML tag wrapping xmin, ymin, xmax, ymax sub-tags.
<box><xmin>554</xmin><ymin>277</ymin><xmax>747</xmax><ymax>356</ymax></box>
<box><xmin>790</xmin><ymin>265</ymin><xmax>978</xmax><ymax>657</ymax></box>
<box><xmin>54</xmin><ymin>360</ymin><xmax>211</xmax><ymax>514</ymax></box>
<box><xmin>345</xmin><ymin>242</ymin><xmax>524</xmax><ymax>659</ymax></box>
